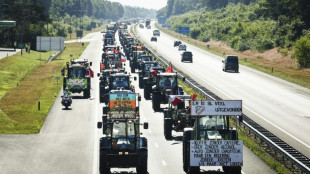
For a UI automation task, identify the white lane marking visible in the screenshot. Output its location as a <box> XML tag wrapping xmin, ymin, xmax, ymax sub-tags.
<box><xmin>148</xmin><ymin>129</ymin><xmax>152</xmax><ymax>134</ymax></box>
<box><xmin>154</xmin><ymin>142</ymin><xmax>158</xmax><ymax>148</ymax></box>
<box><xmin>244</xmin><ymin>105</ymin><xmax>310</xmax><ymax>149</ymax></box>
<box><xmin>161</xmin><ymin>160</ymin><xmax>167</xmax><ymax>166</ymax></box>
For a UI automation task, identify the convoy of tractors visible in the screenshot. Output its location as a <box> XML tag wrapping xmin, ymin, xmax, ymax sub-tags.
<box><xmin>61</xmin><ymin>20</ymin><xmax>243</xmax><ymax>174</ymax></box>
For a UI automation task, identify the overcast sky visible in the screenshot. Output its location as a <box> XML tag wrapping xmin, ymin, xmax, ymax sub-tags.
<box><xmin>109</xmin><ymin>0</ymin><xmax>168</xmax><ymax>10</ymax></box>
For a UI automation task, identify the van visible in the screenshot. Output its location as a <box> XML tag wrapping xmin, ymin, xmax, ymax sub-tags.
<box><xmin>222</xmin><ymin>55</ymin><xmax>239</xmax><ymax>72</ymax></box>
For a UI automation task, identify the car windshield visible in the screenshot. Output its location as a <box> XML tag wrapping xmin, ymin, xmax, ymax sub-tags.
<box><xmin>144</xmin><ymin>63</ymin><xmax>156</xmax><ymax>71</ymax></box>
<box><xmin>159</xmin><ymin>76</ymin><xmax>177</xmax><ymax>88</ymax></box>
<box><xmin>112</xmin><ymin>76</ymin><xmax>129</xmax><ymax>89</ymax></box>
<box><xmin>112</xmin><ymin>121</ymin><xmax>135</xmax><ymax>138</ymax></box>
<box><xmin>69</xmin><ymin>68</ymin><xmax>85</xmax><ymax>78</ymax></box>
<box><xmin>227</xmin><ymin>57</ymin><xmax>238</xmax><ymax>63</ymax></box>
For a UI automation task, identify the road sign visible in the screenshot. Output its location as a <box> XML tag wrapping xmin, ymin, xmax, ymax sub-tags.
<box><xmin>178</xmin><ymin>27</ymin><xmax>190</xmax><ymax>34</ymax></box>
<box><xmin>190</xmin><ymin>140</ymin><xmax>243</xmax><ymax>166</ymax></box>
<box><xmin>0</xmin><ymin>21</ymin><xmax>16</xmax><ymax>27</ymax></box>
<box><xmin>162</xmin><ymin>24</ymin><xmax>172</xmax><ymax>28</ymax></box>
<box><xmin>158</xmin><ymin>17</ymin><xmax>167</xmax><ymax>24</ymax></box>
<box><xmin>76</xmin><ymin>30</ymin><xmax>83</xmax><ymax>37</ymax></box>
<box><xmin>36</xmin><ymin>36</ymin><xmax>65</xmax><ymax>51</ymax></box>
<box><xmin>191</xmin><ymin>100</ymin><xmax>242</xmax><ymax>116</ymax></box>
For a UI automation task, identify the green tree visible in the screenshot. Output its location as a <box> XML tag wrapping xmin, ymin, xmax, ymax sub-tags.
<box><xmin>294</xmin><ymin>36</ymin><xmax>310</xmax><ymax>68</ymax></box>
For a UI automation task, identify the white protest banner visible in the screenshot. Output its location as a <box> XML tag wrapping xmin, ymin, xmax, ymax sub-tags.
<box><xmin>190</xmin><ymin>140</ymin><xmax>243</xmax><ymax>166</ymax></box>
<box><xmin>191</xmin><ymin>100</ymin><xmax>242</xmax><ymax>116</ymax></box>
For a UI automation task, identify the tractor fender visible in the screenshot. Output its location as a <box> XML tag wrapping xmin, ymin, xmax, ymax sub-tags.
<box><xmin>99</xmin><ymin>137</ymin><xmax>111</xmax><ymax>149</ymax></box>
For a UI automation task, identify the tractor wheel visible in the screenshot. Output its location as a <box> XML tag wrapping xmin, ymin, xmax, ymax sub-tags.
<box><xmin>188</xmin><ymin>166</ymin><xmax>200</xmax><ymax>174</ymax></box>
<box><xmin>164</xmin><ymin>118</ymin><xmax>172</xmax><ymax>140</ymax></box>
<box><xmin>137</xmin><ymin>150</ymin><xmax>148</xmax><ymax>174</ymax></box>
<box><xmin>139</xmin><ymin>76</ymin><xmax>144</xmax><ymax>88</ymax></box>
<box><xmin>99</xmin><ymin>150</ymin><xmax>110</xmax><ymax>174</ymax></box>
<box><xmin>144</xmin><ymin>84</ymin><xmax>151</xmax><ymax>100</ymax></box>
<box><xmin>63</xmin><ymin>77</ymin><xmax>67</xmax><ymax>90</ymax></box>
<box><xmin>222</xmin><ymin>166</ymin><xmax>241</xmax><ymax>174</ymax></box>
<box><xmin>99</xmin><ymin>87</ymin><xmax>104</xmax><ymax>103</ymax></box>
<box><xmin>183</xmin><ymin>131</ymin><xmax>191</xmax><ymax>172</ymax></box>
<box><xmin>131</xmin><ymin>66</ymin><xmax>135</xmax><ymax>73</ymax></box>
<box><xmin>152</xmin><ymin>92</ymin><xmax>160</xmax><ymax>111</ymax></box>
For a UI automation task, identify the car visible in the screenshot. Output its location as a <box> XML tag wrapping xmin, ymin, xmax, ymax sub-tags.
<box><xmin>139</xmin><ymin>24</ymin><xmax>144</xmax><ymax>28</ymax></box>
<box><xmin>178</xmin><ymin>44</ymin><xmax>186</xmax><ymax>51</ymax></box>
<box><xmin>222</xmin><ymin>55</ymin><xmax>239</xmax><ymax>72</ymax></box>
<box><xmin>151</xmin><ymin>36</ymin><xmax>157</xmax><ymax>42</ymax></box>
<box><xmin>147</xmin><ymin>25</ymin><xmax>151</xmax><ymax>29</ymax></box>
<box><xmin>174</xmin><ymin>40</ymin><xmax>182</xmax><ymax>47</ymax></box>
<box><xmin>153</xmin><ymin>30</ymin><xmax>160</xmax><ymax>36</ymax></box>
<box><xmin>181</xmin><ymin>51</ymin><xmax>193</xmax><ymax>63</ymax></box>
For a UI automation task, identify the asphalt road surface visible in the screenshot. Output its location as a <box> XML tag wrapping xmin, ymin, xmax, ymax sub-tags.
<box><xmin>0</xmin><ymin>28</ymin><xmax>275</xmax><ymax>174</ymax></box>
<box><xmin>135</xmin><ymin>22</ymin><xmax>310</xmax><ymax>158</ymax></box>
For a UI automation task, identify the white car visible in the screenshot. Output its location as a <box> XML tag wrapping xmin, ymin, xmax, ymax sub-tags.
<box><xmin>153</xmin><ymin>30</ymin><xmax>160</xmax><ymax>36</ymax></box>
<box><xmin>178</xmin><ymin>44</ymin><xmax>186</xmax><ymax>51</ymax></box>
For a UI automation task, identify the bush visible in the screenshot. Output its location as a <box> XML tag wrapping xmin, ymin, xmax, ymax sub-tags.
<box><xmin>294</xmin><ymin>36</ymin><xmax>310</xmax><ymax>68</ymax></box>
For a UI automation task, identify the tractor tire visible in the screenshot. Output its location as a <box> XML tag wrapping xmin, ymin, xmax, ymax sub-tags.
<box><xmin>137</xmin><ymin>150</ymin><xmax>148</xmax><ymax>174</ymax></box>
<box><xmin>63</xmin><ymin>77</ymin><xmax>67</xmax><ymax>90</ymax></box>
<box><xmin>164</xmin><ymin>118</ymin><xmax>172</xmax><ymax>140</ymax></box>
<box><xmin>131</xmin><ymin>66</ymin><xmax>135</xmax><ymax>73</ymax></box>
<box><xmin>144</xmin><ymin>84</ymin><xmax>151</xmax><ymax>100</ymax></box>
<box><xmin>222</xmin><ymin>166</ymin><xmax>241</xmax><ymax>174</ymax></box>
<box><xmin>183</xmin><ymin>131</ymin><xmax>191</xmax><ymax>172</ymax></box>
<box><xmin>99</xmin><ymin>150</ymin><xmax>110</xmax><ymax>174</ymax></box>
<box><xmin>152</xmin><ymin>92</ymin><xmax>160</xmax><ymax>111</ymax></box>
<box><xmin>139</xmin><ymin>76</ymin><xmax>144</xmax><ymax>89</ymax></box>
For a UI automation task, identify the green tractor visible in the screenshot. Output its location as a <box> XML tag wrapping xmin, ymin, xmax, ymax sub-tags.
<box><xmin>97</xmin><ymin>93</ymin><xmax>149</xmax><ymax>174</ymax></box>
<box><xmin>151</xmin><ymin>72</ymin><xmax>184</xmax><ymax>111</ymax></box>
<box><xmin>183</xmin><ymin>100</ymin><xmax>243</xmax><ymax>174</ymax></box>
<box><xmin>143</xmin><ymin>66</ymin><xmax>166</xmax><ymax>100</ymax></box>
<box><xmin>61</xmin><ymin>59</ymin><xmax>93</xmax><ymax>98</ymax></box>
<box><xmin>163</xmin><ymin>95</ymin><xmax>195</xmax><ymax>140</ymax></box>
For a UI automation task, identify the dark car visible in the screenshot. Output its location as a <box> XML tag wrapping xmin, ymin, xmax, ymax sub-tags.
<box><xmin>151</xmin><ymin>37</ymin><xmax>157</xmax><ymax>42</ymax></box>
<box><xmin>181</xmin><ymin>51</ymin><xmax>193</xmax><ymax>63</ymax></box>
<box><xmin>174</xmin><ymin>40</ymin><xmax>182</xmax><ymax>47</ymax></box>
<box><xmin>178</xmin><ymin>44</ymin><xmax>186</xmax><ymax>51</ymax></box>
<box><xmin>222</xmin><ymin>55</ymin><xmax>239</xmax><ymax>72</ymax></box>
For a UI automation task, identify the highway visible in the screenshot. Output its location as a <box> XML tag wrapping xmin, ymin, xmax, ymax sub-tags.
<box><xmin>0</xmin><ymin>28</ymin><xmax>275</xmax><ymax>174</ymax></box>
<box><xmin>135</xmin><ymin>22</ymin><xmax>310</xmax><ymax>158</ymax></box>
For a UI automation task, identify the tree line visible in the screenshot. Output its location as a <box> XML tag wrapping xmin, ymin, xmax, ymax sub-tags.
<box><xmin>158</xmin><ymin>0</ymin><xmax>310</xmax><ymax>67</ymax></box>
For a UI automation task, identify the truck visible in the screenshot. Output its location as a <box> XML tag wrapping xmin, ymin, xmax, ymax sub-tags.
<box><xmin>145</xmin><ymin>19</ymin><xmax>151</xmax><ymax>28</ymax></box>
<box><xmin>182</xmin><ymin>100</ymin><xmax>243</xmax><ymax>174</ymax></box>
<box><xmin>61</xmin><ymin>59</ymin><xmax>93</xmax><ymax>98</ymax></box>
<box><xmin>97</xmin><ymin>92</ymin><xmax>148</xmax><ymax>174</ymax></box>
<box><xmin>163</xmin><ymin>95</ymin><xmax>195</xmax><ymax>140</ymax></box>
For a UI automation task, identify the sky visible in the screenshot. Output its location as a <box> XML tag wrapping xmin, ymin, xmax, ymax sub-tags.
<box><xmin>108</xmin><ymin>0</ymin><xmax>168</xmax><ymax>10</ymax></box>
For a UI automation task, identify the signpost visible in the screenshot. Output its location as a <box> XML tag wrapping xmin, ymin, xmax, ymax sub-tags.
<box><xmin>0</xmin><ymin>21</ymin><xmax>16</xmax><ymax>27</ymax></box>
<box><xmin>76</xmin><ymin>30</ymin><xmax>83</xmax><ymax>38</ymax></box>
<box><xmin>190</xmin><ymin>140</ymin><xmax>243</xmax><ymax>166</ymax></box>
<box><xmin>191</xmin><ymin>100</ymin><xmax>242</xmax><ymax>116</ymax></box>
<box><xmin>178</xmin><ymin>27</ymin><xmax>190</xmax><ymax>34</ymax></box>
<box><xmin>109</xmin><ymin>93</ymin><xmax>136</xmax><ymax>119</ymax></box>
<box><xmin>36</xmin><ymin>36</ymin><xmax>65</xmax><ymax>51</ymax></box>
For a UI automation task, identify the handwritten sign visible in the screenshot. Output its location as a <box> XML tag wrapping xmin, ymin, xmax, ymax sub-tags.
<box><xmin>109</xmin><ymin>93</ymin><xmax>136</xmax><ymax>119</ymax></box>
<box><xmin>190</xmin><ymin>140</ymin><xmax>243</xmax><ymax>166</ymax></box>
<box><xmin>191</xmin><ymin>100</ymin><xmax>242</xmax><ymax>116</ymax></box>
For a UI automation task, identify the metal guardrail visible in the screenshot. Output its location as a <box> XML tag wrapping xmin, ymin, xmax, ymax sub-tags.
<box><xmin>46</xmin><ymin>50</ymin><xmax>62</xmax><ymax>63</ymax></box>
<box><xmin>131</xmin><ymin>24</ymin><xmax>310</xmax><ymax>174</ymax></box>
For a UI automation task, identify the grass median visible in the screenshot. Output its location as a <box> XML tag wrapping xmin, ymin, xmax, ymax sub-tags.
<box><xmin>0</xmin><ymin>42</ymin><xmax>88</xmax><ymax>134</ymax></box>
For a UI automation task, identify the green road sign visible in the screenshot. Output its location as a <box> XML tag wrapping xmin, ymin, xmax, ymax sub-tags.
<box><xmin>0</xmin><ymin>21</ymin><xmax>16</xmax><ymax>27</ymax></box>
<box><xmin>55</xmin><ymin>77</ymin><xmax>60</xmax><ymax>80</ymax></box>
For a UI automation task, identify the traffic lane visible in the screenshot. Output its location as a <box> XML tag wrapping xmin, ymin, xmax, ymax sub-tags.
<box><xmin>136</xmin><ymin>23</ymin><xmax>310</xmax><ymax>157</ymax></box>
<box><xmin>0</xmin><ymin>32</ymin><xmax>103</xmax><ymax>174</ymax></box>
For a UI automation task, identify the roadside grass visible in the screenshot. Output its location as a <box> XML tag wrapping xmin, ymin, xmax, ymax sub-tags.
<box><xmin>156</xmin><ymin>24</ymin><xmax>310</xmax><ymax>89</ymax></box>
<box><xmin>180</xmin><ymin>81</ymin><xmax>291</xmax><ymax>173</ymax></box>
<box><xmin>0</xmin><ymin>42</ymin><xmax>88</xmax><ymax>133</ymax></box>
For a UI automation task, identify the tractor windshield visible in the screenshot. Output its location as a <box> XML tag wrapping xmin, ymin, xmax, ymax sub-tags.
<box><xmin>69</xmin><ymin>68</ymin><xmax>85</xmax><ymax>78</ymax></box>
<box><xmin>112</xmin><ymin>76</ymin><xmax>129</xmax><ymax>89</ymax></box>
<box><xmin>198</xmin><ymin>116</ymin><xmax>228</xmax><ymax>140</ymax></box>
<box><xmin>112</xmin><ymin>121</ymin><xmax>135</xmax><ymax>139</ymax></box>
<box><xmin>144</xmin><ymin>63</ymin><xmax>156</xmax><ymax>71</ymax></box>
<box><xmin>159</xmin><ymin>76</ymin><xmax>177</xmax><ymax>88</ymax></box>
